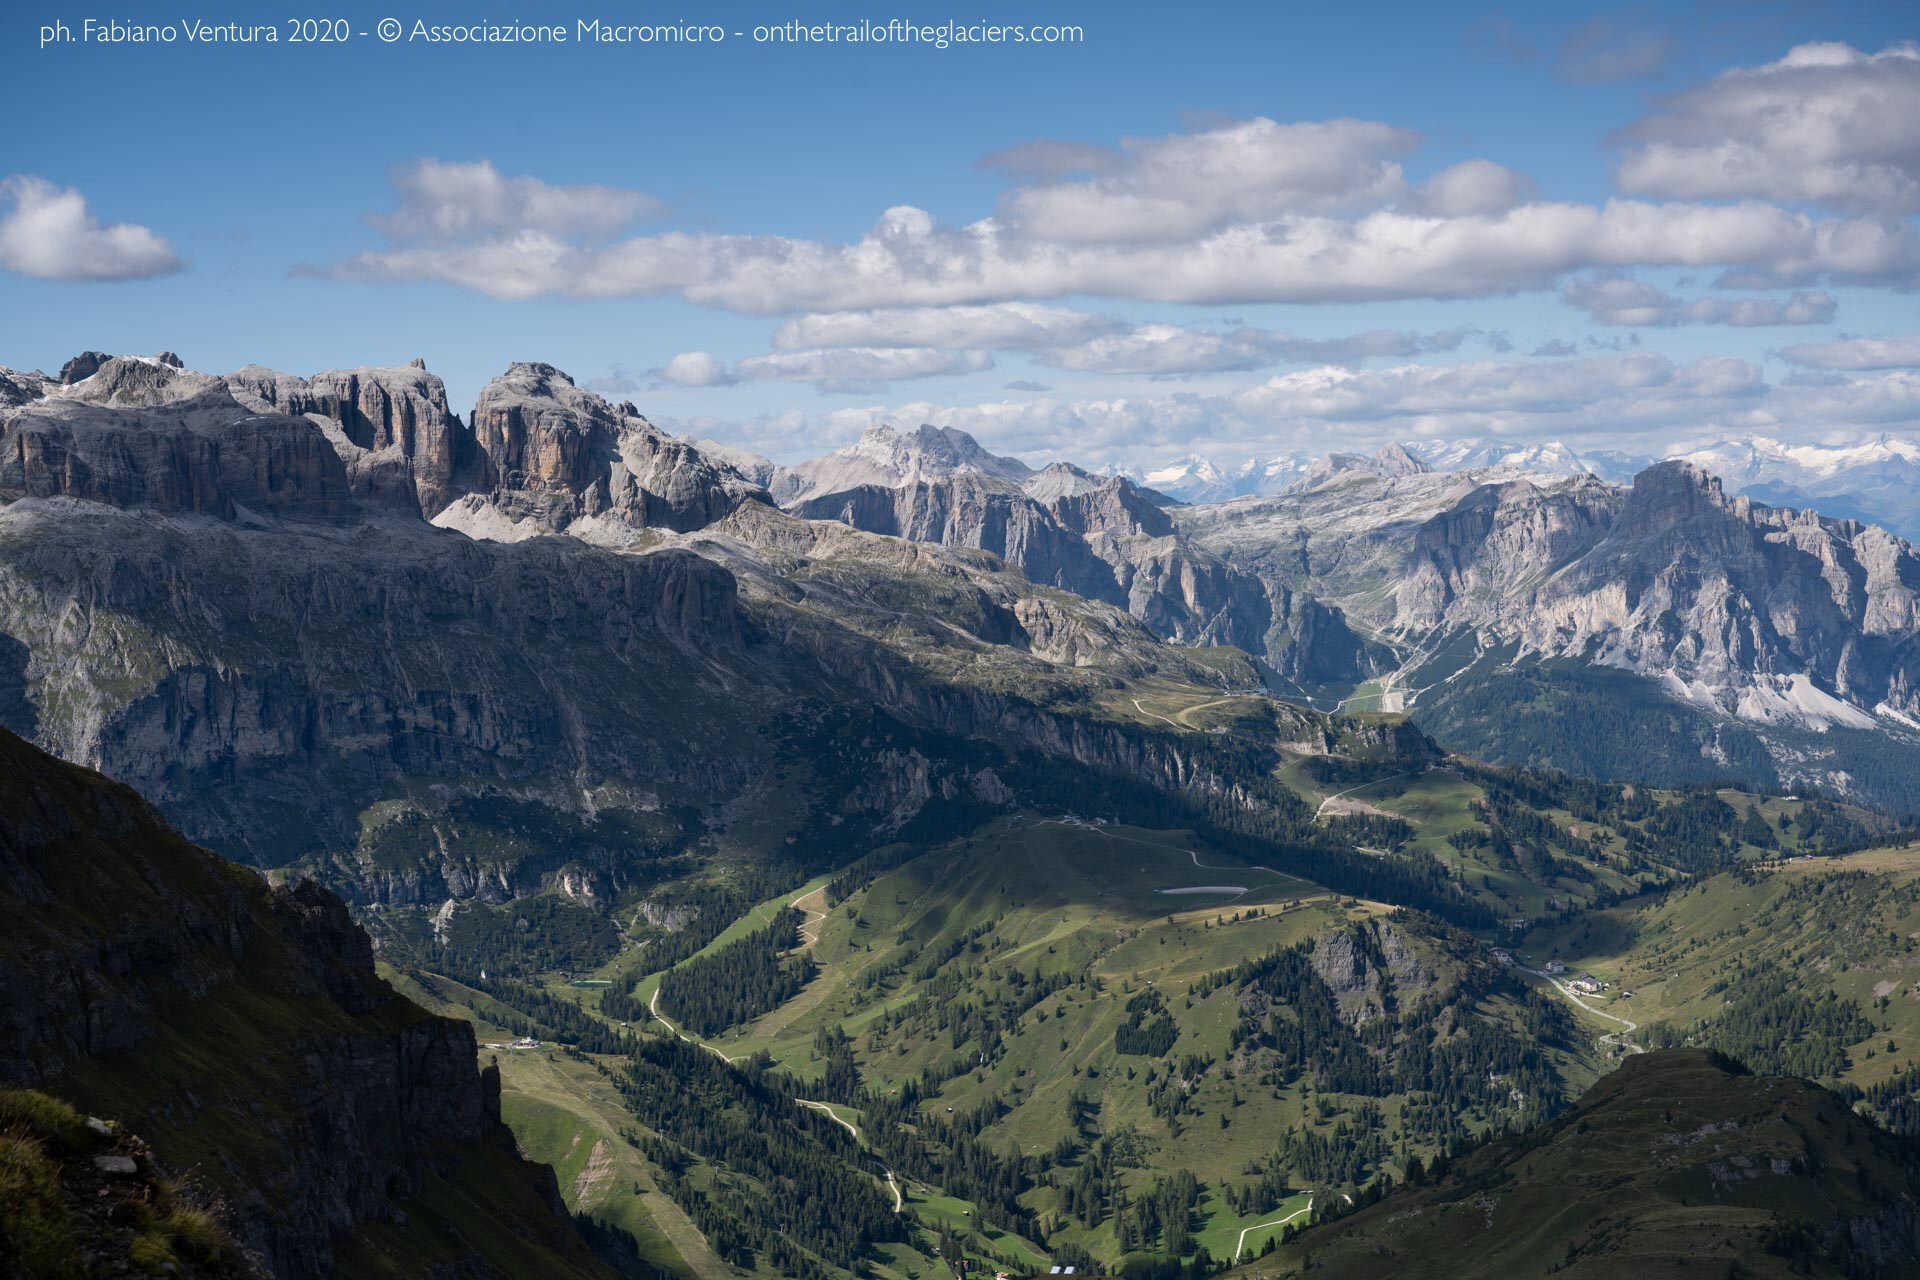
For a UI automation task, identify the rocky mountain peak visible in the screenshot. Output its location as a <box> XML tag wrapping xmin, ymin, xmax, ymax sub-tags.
<box><xmin>224</xmin><ymin>361</ymin><xmax>484</xmax><ymax>517</ymax></box>
<box><xmin>58</xmin><ymin>355</ymin><xmax>226</xmax><ymax>408</ymax></box>
<box><xmin>1624</xmin><ymin>459</ymin><xmax>1735</xmax><ymax>528</ymax></box>
<box><xmin>0</xmin><ymin>367</ymin><xmax>53</xmax><ymax>408</ymax></box>
<box><xmin>1022</xmin><ymin>460</ymin><xmax>1105</xmax><ymax>503</ymax></box>
<box><xmin>453</xmin><ymin>360</ymin><xmax>762</xmax><ymax>536</ymax></box>
<box><xmin>57</xmin><ymin>351</ymin><xmax>112</xmax><ymax>384</ymax></box>
<box><xmin>775</xmin><ymin>422</ymin><xmax>1031</xmax><ymax>505</ymax></box>
<box><xmin>1373</xmin><ymin>441</ymin><xmax>1430</xmax><ymax>476</ymax></box>
<box><xmin>856</xmin><ymin>423</ymin><xmax>1032</xmax><ymax>480</ymax></box>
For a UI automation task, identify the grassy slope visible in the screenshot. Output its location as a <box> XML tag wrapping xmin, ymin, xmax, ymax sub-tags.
<box><xmin>620</xmin><ymin>816</ymin><xmax>1570</xmax><ymax>1266</ymax></box>
<box><xmin>1242</xmin><ymin>1049</ymin><xmax>1919</xmax><ymax>1280</ymax></box>
<box><xmin>1519</xmin><ymin>844</ymin><xmax>1920</xmax><ymax>1095</ymax></box>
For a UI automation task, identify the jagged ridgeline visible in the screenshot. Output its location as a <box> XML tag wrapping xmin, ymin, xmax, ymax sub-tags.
<box><xmin>9</xmin><ymin>351</ymin><xmax>1920</xmax><ymax>1278</ymax></box>
<box><xmin>0</xmin><ymin>726</ymin><xmax>613</xmax><ymax>1279</ymax></box>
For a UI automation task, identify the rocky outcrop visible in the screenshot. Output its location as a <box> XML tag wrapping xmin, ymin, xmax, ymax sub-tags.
<box><xmin>462</xmin><ymin>361</ymin><xmax>764</xmax><ymax>533</ymax></box>
<box><xmin>1397</xmin><ymin>476</ymin><xmax>1618</xmax><ymax>629</ymax></box>
<box><xmin>782</xmin><ymin>435</ymin><xmax>1277</xmax><ymax>656</ymax></box>
<box><xmin>0</xmin><ymin>726</ymin><xmax>608</xmax><ymax>1279</ymax></box>
<box><xmin>0</xmin><ymin>357</ymin><xmax>351</xmax><ymax>520</ymax></box>
<box><xmin>225</xmin><ymin>359</ymin><xmax>485</xmax><ymax>516</ymax></box>
<box><xmin>1267</xmin><ymin>588</ymin><xmax>1392</xmax><ymax>687</ymax></box>
<box><xmin>791</xmin><ymin>476</ymin><xmax>1131</xmax><ymax>607</ymax></box>
<box><xmin>1</xmin><ymin>366</ymin><xmax>52</xmax><ymax>407</ymax></box>
<box><xmin>1398</xmin><ymin>463</ymin><xmax>1920</xmax><ymax>727</ymax></box>
<box><xmin>770</xmin><ymin>423</ymin><xmax>1033</xmax><ymax>506</ymax></box>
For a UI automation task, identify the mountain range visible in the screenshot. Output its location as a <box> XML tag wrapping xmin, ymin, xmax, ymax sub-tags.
<box><xmin>1127</xmin><ymin>434</ymin><xmax>1920</xmax><ymax>541</ymax></box>
<box><xmin>724</xmin><ymin>421</ymin><xmax>1920</xmax><ymax>812</ymax></box>
<box><xmin>5</xmin><ymin>350</ymin><xmax>1920</xmax><ymax>841</ymax></box>
<box><xmin>5</xmin><ymin>348</ymin><xmax>1920</xmax><ymax>1278</ymax></box>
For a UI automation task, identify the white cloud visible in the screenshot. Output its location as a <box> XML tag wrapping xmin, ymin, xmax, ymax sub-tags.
<box><xmin>1561</xmin><ymin>275</ymin><xmax>1836</xmax><ymax>327</ymax></box>
<box><xmin>1615</xmin><ymin>42</ymin><xmax>1920</xmax><ymax>213</ymax></box>
<box><xmin>1037</xmin><ymin>324</ymin><xmax>1469</xmax><ymax>375</ymax></box>
<box><xmin>657</xmin><ymin>346</ymin><xmax>991</xmax><ymax>393</ymax></box>
<box><xmin>665</xmin><ymin>357</ymin><xmax>1920</xmax><ymax>471</ymax></box>
<box><xmin>658</xmin><ymin>351</ymin><xmax>735</xmax><ymax>387</ymax></box>
<box><xmin>319</xmin><ymin>73</ymin><xmax>1920</xmax><ymax>317</ymax></box>
<box><xmin>772</xmin><ymin>302</ymin><xmax>1117</xmax><ymax>351</ymax></box>
<box><xmin>1413</xmin><ymin>160</ymin><xmax>1535</xmax><ymax>217</ymax></box>
<box><xmin>0</xmin><ymin>176</ymin><xmax>181</xmax><ymax>282</ymax></box>
<box><xmin>999</xmin><ymin>117</ymin><xmax>1417</xmax><ymax>244</ymax></box>
<box><xmin>1778</xmin><ymin>337</ymin><xmax>1920</xmax><ymax>371</ymax></box>
<box><xmin>735</xmin><ymin>347</ymin><xmax>991</xmax><ymax>384</ymax></box>
<box><xmin>320</xmin><ymin>189</ymin><xmax>1920</xmax><ymax>310</ymax></box>
<box><xmin>370</xmin><ymin>158</ymin><xmax>661</xmax><ymax>240</ymax></box>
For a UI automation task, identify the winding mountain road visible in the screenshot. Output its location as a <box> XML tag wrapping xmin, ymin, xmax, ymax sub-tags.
<box><xmin>1522</xmin><ymin>967</ymin><xmax>1644</xmax><ymax>1055</ymax></box>
<box><xmin>1233</xmin><ymin>1196</ymin><xmax>1315</xmax><ymax>1261</ymax></box>
<box><xmin>647</xmin><ymin>902</ymin><xmax>905</xmax><ymax>1214</ymax></box>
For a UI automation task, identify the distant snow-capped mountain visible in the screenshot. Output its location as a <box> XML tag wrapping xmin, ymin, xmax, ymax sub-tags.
<box><xmin>1132</xmin><ymin>438</ymin><xmax>1649</xmax><ymax>502</ymax></box>
<box><xmin>1670</xmin><ymin>435</ymin><xmax>1920</xmax><ymax>540</ymax></box>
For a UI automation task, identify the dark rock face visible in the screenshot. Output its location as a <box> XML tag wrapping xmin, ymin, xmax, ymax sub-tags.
<box><xmin>0</xmin><ymin>513</ymin><xmax>750</xmax><ymax>863</ymax></box>
<box><xmin>0</xmin><ymin>727</ymin><xmax>596</xmax><ymax>1280</ymax></box>
<box><xmin>225</xmin><ymin>361</ymin><xmax>487</xmax><ymax>517</ymax></box>
<box><xmin>58</xmin><ymin>350</ymin><xmax>113</xmax><ymax>384</ymax></box>
<box><xmin>467</xmin><ymin>361</ymin><xmax>763</xmax><ymax>532</ymax></box>
<box><xmin>1268</xmin><ymin>588</ymin><xmax>1392</xmax><ymax>686</ymax></box>
<box><xmin>0</xmin><ymin>358</ymin><xmax>352</xmax><ymax>520</ymax></box>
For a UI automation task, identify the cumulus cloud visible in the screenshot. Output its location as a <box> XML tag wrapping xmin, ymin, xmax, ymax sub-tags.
<box><xmin>1037</xmin><ymin>324</ymin><xmax>1470</xmax><ymax>375</ymax></box>
<box><xmin>665</xmin><ymin>355</ymin><xmax>1920</xmax><ymax>471</ymax></box>
<box><xmin>657</xmin><ymin>346</ymin><xmax>990</xmax><ymax>393</ymax></box>
<box><xmin>1413</xmin><ymin>160</ymin><xmax>1536</xmax><ymax>217</ymax></box>
<box><xmin>0</xmin><ymin>176</ymin><xmax>181</xmax><ymax>282</ymax></box>
<box><xmin>1560</xmin><ymin>274</ymin><xmax>1836</xmax><ymax>326</ymax></box>
<box><xmin>736</xmin><ymin>347</ymin><xmax>991</xmax><ymax>384</ymax></box>
<box><xmin>658</xmin><ymin>351</ymin><xmax>736</xmax><ymax>387</ymax></box>
<box><xmin>320</xmin><ymin>185</ymin><xmax>1920</xmax><ymax>310</ymax></box>
<box><xmin>318</xmin><ymin>72</ymin><xmax>1920</xmax><ymax>318</ymax></box>
<box><xmin>998</xmin><ymin>116</ymin><xmax>1417</xmax><ymax>243</ymax></box>
<box><xmin>1778</xmin><ymin>337</ymin><xmax>1920</xmax><ymax>371</ymax></box>
<box><xmin>369</xmin><ymin>158</ymin><xmax>662</xmax><ymax>240</ymax></box>
<box><xmin>773</xmin><ymin>302</ymin><xmax>1118</xmax><ymax>351</ymax></box>
<box><xmin>1614</xmin><ymin>42</ymin><xmax>1920</xmax><ymax>213</ymax></box>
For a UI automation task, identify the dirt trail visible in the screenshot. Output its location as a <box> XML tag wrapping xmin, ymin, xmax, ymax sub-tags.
<box><xmin>1314</xmin><ymin>773</ymin><xmax>1414</xmax><ymax>819</ymax></box>
<box><xmin>798</xmin><ymin>1100</ymin><xmax>903</xmax><ymax>1213</ymax></box>
<box><xmin>790</xmin><ymin>885</ymin><xmax>829</xmax><ymax>948</ymax></box>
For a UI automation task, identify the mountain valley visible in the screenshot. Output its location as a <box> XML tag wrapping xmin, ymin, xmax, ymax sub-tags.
<box><xmin>5</xmin><ymin>349</ymin><xmax>1920</xmax><ymax>1279</ymax></box>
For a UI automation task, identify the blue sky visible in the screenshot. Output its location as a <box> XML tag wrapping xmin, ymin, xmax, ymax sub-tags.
<box><xmin>2</xmin><ymin>0</ymin><xmax>1917</xmax><ymax>467</ymax></box>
